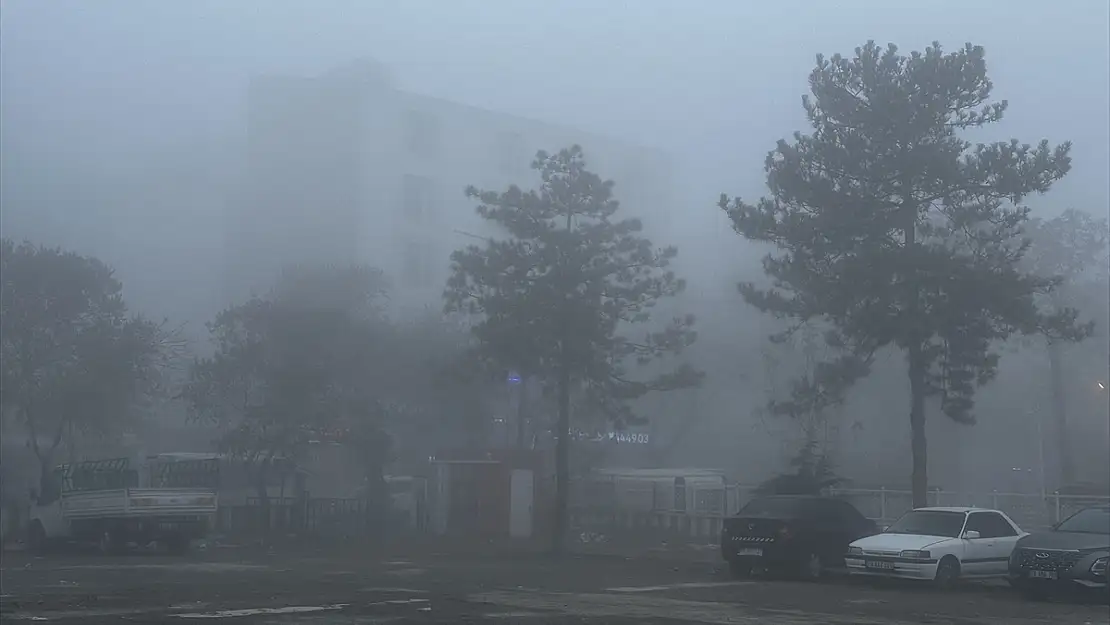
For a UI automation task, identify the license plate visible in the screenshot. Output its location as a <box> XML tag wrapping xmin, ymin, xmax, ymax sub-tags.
<box><xmin>1027</xmin><ymin>570</ymin><xmax>1057</xmax><ymax>580</ymax></box>
<box><xmin>736</xmin><ymin>548</ymin><xmax>763</xmax><ymax>557</ymax></box>
<box><xmin>865</xmin><ymin>560</ymin><xmax>895</xmax><ymax>570</ymax></box>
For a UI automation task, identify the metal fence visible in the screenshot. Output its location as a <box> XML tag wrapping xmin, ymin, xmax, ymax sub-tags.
<box><xmin>568</xmin><ymin>484</ymin><xmax>1110</xmax><ymax>547</ymax></box>
<box><xmin>215</xmin><ymin>497</ymin><xmax>388</xmax><ymax>539</ymax></box>
<box><xmin>824</xmin><ymin>487</ymin><xmax>1109</xmax><ymax>530</ymax></box>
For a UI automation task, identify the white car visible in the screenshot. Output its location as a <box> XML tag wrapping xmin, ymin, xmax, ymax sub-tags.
<box><xmin>846</xmin><ymin>507</ymin><xmax>1027</xmax><ymax>586</ymax></box>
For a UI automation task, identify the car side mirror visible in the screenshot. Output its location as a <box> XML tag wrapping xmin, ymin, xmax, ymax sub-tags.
<box><xmin>962</xmin><ymin>530</ymin><xmax>981</xmax><ymax>540</ymax></box>
<box><xmin>881</xmin><ymin>525</ymin><xmax>890</xmax><ymax>532</ymax></box>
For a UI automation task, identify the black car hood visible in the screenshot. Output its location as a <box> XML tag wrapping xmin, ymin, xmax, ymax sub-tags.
<box><xmin>1018</xmin><ymin>531</ymin><xmax>1110</xmax><ymax>551</ymax></box>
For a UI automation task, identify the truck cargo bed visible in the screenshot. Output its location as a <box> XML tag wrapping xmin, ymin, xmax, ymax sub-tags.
<box><xmin>61</xmin><ymin>488</ymin><xmax>218</xmax><ymax>519</ymax></box>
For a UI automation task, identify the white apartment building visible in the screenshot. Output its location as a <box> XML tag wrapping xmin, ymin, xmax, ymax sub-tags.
<box><xmin>224</xmin><ymin>59</ymin><xmax>674</xmax><ymax>313</ymax></box>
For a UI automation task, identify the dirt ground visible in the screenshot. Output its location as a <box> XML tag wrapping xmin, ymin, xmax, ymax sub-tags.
<box><xmin>1</xmin><ymin>544</ymin><xmax>1106</xmax><ymax>623</ymax></box>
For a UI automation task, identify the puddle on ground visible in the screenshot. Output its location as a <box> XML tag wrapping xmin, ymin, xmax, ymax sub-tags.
<box><xmin>57</xmin><ymin>563</ymin><xmax>267</xmax><ymax>573</ymax></box>
<box><xmin>173</xmin><ymin>604</ymin><xmax>349</xmax><ymax>619</ymax></box>
<box><xmin>384</xmin><ymin>568</ymin><xmax>425</xmax><ymax>578</ymax></box>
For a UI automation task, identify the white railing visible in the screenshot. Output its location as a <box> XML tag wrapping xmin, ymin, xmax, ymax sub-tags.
<box><xmin>569</xmin><ymin>484</ymin><xmax>1110</xmax><ymax>545</ymax></box>
<box><xmin>824</xmin><ymin>487</ymin><xmax>1109</xmax><ymax>530</ymax></box>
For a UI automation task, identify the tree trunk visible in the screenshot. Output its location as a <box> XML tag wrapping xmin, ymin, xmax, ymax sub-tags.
<box><xmin>1047</xmin><ymin>339</ymin><xmax>1075</xmax><ymax>486</ymax></box>
<box><xmin>363</xmin><ymin>456</ymin><xmax>387</xmax><ymax>544</ymax></box>
<box><xmin>552</xmin><ymin>366</ymin><xmax>571</xmax><ymax>555</ymax></box>
<box><xmin>551</xmin><ymin>203</ymin><xmax>574</xmax><ymax>555</ymax></box>
<box><xmin>463</xmin><ymin>396</ymin><xmax>487</xmax><ymax>448</ymax></box>
<box><xmin>26</xmin><ymin>408</ymin><xmax>65</xmax><ymax>496</ymax></box>
<box><xmin>32</xmin><ymin>435</ymin><xmax>63</xmax><ymax>497</ymax></box>
<box><xmin>901</xmin><ymin>191</ymin><xmax>929</xmax><ymax>509</ymax></box>
<box><xmin>908</xmin><ymin>342</ymin><xmax>929</xmax><ymax>508</ymax></box>
<box><xmin>37</xmin><ymin>457</ymin><xmax>55</xmax><ymax>499</ymax></box>
<box><xmin>515</xmin><ymin>376</ymin><xmax>528</xmax><ymax>450</ymax></box>
<box><xmin>254</xmin><ymin>466</ymin><xmax>271</xmax><ymax>543</ymax></box>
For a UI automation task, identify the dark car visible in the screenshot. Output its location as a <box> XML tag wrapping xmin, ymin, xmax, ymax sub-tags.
<box><xmin>1008</xmin><ymin>505</ymin><xmax>1109</xmax><ymax>601</ymax></box>
<box><xmin>720</xmin><ymin>495</ymin><xmax>878</xmax><ymax>580</ymax></box>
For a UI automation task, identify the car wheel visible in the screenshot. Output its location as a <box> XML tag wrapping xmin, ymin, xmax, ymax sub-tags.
<box><xmin>98</xmin><ymin>528</ymin><xmax>126</xmax><ymax>556</ymax></box>
<box><xmin>933</xmin><ymin>556</ymin><xmax>959</xmax><ymax>589</ymax></box>
<box><xmin>728</xmin><ymin>559</ymin><xmax>752</xmax><ymax>578</ymax></box>
<box><xmin>800</xmin><ymin>552</ymin><xmax>824</xmax><ymax>581</ymax></box>
<box><xmin>165</xmin><ymin>534</ymin><xmax>190</xmax><ymax>555</ymax></box>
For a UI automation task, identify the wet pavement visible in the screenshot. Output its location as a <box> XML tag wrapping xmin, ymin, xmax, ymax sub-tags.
<box><xmin>1</xmin><ymin>547</ymin><xmax>1106</xmax><ymax>623</ymax></box>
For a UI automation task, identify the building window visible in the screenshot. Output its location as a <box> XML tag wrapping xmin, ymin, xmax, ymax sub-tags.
<box><xmin>404</xmin><ymin>109</ymin><xmax>441</xmax><ymax>158</ymax></box>
<box><xmin>402</xmin><ymin>174</ymin><xmax>436</xmax><ymax>223</ymax></box>
<box><xmin>402</xmin><ymin>238</ymin><xmax>434</xmax><ymax>288</ymax></box>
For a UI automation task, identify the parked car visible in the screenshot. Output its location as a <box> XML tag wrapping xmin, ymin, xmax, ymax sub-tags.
<box><xmin>720</xmin><ymin>495</ymin><xmax>878</xmax><ymax>579</ymax></box>
<box><xmin>1008</xmin><ymin>505</ymin><xmax>1109</xmax><ymax>601</ymax></box>
<box><xmin>846</xmin><ymin>507</ymin><xmax>1026</xmax><ymax>587</ymax></box>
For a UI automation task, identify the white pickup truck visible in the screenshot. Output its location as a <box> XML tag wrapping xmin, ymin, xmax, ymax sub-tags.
<box><xmin>28</xmin><ymin>457</ymin><xmax>219</xmax><ymax>554</ymax></box>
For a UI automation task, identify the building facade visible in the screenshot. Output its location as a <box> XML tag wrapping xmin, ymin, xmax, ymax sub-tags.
<box><xmin>224</xmin><ymin>59</ymin><xmax>674</xmax><ymax>314</ymax></box>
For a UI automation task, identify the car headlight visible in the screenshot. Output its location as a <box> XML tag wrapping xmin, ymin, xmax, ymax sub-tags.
<box><xmin>847</xmin><ymin>547</ymin><xmax>863</xmax><ymax>556</ymax></box>
<box><xmin>1091</xmin><ymin>557</ymin><xmax>1108</xmax><ymax>576</ymax></box>
<box><xmin>899</xmin><ymin>550</ymin><xmax>931</xmax><ymax>559</ymax></box>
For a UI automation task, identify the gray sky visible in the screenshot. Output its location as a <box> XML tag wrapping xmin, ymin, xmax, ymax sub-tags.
<box><xmin>1</xmin><ymin>0</ymin><xmax>1107</xmax><ymax>315</ymax></box>
<box><xmin>3</xmin><ymin>0</ymin><xmax>1107</xmax><ymax>204</ymax></box>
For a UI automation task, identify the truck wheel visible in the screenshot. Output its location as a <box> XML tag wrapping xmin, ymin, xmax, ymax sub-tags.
<box><xmin>98</xmin><ymin>528</ymin><xmax>126</xmax><ymax>555</ymax></box>
<box><xmin>165</xmin><ymin>534</ymin><xmax>190</xmax><ymax>555</ymax></box>
<box><xmin>28</xmin><ymin>521</ymin><xmax>49</xmax><ymax>555</ymax></box>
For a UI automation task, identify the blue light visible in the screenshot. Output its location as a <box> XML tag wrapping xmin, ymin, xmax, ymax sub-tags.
<box><xmin>507</xmin><ymin>371</ymin><xmax>521</xmax><ymax>384</ymax></box>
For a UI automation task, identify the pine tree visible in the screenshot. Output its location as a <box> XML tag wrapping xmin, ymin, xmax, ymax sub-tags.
<box><xmin>721</xmin><ymin>42</ymin><xmax>1090</xmax><ymax>506</ymax></box>
<box><xmin>1023</xmin><ymin>209</ymin><xmax>1108</xmax><ymax>485</ymax></box>
<box><xmin>446</xmin><ymin>146</ymin><xmax>702</xmax><ymax>551</ymax></box>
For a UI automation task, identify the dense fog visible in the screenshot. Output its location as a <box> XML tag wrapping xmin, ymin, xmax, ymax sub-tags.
<box><xmin>2</xmin><ymin>0</ymin><xmax>1108</xmax><ymax>498</ymax></box>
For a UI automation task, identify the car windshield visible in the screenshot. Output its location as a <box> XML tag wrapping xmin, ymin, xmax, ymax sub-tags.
<box><xmin>1055</xmin><ymin>508</ymin><xmax>1110</xmax><ymax>534</ymax></box>
<box><xmin>737</xmin><ymin>497</ymin><xmax>811</xmax><ymax>518</ymax></box>
<box><xmin>885</xmin><ymin>510</ymin><xmax>966</xmax><ymax>537</ymax></box>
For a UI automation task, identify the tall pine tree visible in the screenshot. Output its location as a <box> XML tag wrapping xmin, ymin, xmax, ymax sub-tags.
<box><xmin>446</xmin><ymin>146</ymin><xmax>701</xmax><ymax>552</ymax></box>
<box><xmin>1023</xmin><ymin>209</ymin><xmax>1107</xmax><ymax>485</ymax></box>
<box><xmin>721</xmin><ymin>42</ymin><xmax>1090</xmax><ymax>506</ymax></box>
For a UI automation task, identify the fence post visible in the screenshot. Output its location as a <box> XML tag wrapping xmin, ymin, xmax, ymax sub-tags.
<box><xmin>991</xmin><ymin>489</ymin><xmax>998</xmax><ymax>510</ymax></box>
<box><xmin>1054</xmin><ymin>492</ymin><xmax>1061</xmax><ymax>523</ymax></box>
<box><xmin>880</xmin><ymin>487</ymin><xmax>886</xmax><ymax>522</ymax></box>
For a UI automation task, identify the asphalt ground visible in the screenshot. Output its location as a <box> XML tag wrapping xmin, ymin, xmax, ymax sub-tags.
<box><xmin>1</xmin><ymin>546</ymin><xmax>1107</xmax><ymax>624</ymax></box>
